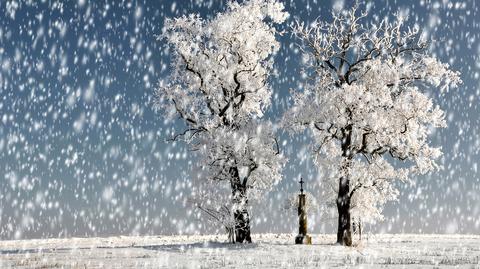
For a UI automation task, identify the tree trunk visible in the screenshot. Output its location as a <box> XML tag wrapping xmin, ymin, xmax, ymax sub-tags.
<box><xmin>336</xmin><ymin>175</ymin><xmax>352</xmax><ymax>246</ymax></box>
<box><xmin>359</xmin><ymin>220</ymin><xmax>362</xmax><ymax>242</ymax></box>
<box><xmin>233</xmin><ymin>201</ymin><xmax>251</xmax><ymax>243</ymax></box>
<box><xmin>230</xmin><ymin>167</ymin><xmax>252</xmax><ymax>243</ymax></box>
<box><xmin>337</xmin><ymin>124</ymin><xmax>353</xmax><ymax>246</ymax></box>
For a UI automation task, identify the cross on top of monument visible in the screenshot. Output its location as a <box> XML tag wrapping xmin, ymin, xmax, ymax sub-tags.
<box><xmin>299</xmin><ymin>177</ymin><xmax>304</xmax><ymax>194</ymax></box>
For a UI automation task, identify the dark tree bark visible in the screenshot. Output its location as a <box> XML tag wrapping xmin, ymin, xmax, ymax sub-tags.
<box><xmin>336</xmin><ymin>175</ymin><xmax>352</xmax><ymax>246</ymax></box>
<box><xmin>359</xmin><ymin>220</ymin><xmax>362</xmax><ymax>242</ymax></box>
<box><xmin>233</xmin><ymin>200</ymin><xmax>251</xmax><ymax>243</ymax></box>
<box><xmin>337</xmin><ymin>124</ymin><xmax>353</xmax><ymax>246</ymax></box>
<box><xmin>230</xmin><ymin>167</ymin><xmax>252</xmax><ymax>243</ymax></box>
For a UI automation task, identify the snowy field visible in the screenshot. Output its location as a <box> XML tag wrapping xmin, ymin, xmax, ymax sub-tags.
<box><xmin>1</xmin><ymin>234</ymin><xmax>479</xmax><ymax>268</ymax></box>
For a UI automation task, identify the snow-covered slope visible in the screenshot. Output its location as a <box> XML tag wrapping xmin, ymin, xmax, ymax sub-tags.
<box><xmin>1</xmin><ymin>234</ymin><xmax>479</xmax><ymax>268</ymax></box>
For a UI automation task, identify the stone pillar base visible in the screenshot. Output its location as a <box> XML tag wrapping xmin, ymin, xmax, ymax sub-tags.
<box><xmin>295</xmin><ymin>234</ymin><xmax>312</xmax><ymax>245</ymax></box>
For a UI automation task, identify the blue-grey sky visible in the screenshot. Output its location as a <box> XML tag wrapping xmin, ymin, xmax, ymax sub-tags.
<box><xmin>0</xmin><ymin>0</ymin><xmax>479</xmax><ymax>240</ymax></box>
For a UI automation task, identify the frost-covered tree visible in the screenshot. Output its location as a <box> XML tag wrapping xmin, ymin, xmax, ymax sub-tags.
<box><xmin>187</xmin><ymin>178</ymin><xmax>237</xmax><ymax>243</ymax></box>
<box><xmin>283</xmin><ymin>191</ymin><xmax>320</xmax><ymax>214</ymax></box>
<box><xmin>155</xmin><ymin>0</ymin><xmax>288</xmax><ymax>243</ymax></box>
<box><xmin>284</xmin><ymin>4</ymin><xmax>461</xmax><ymax>246</ymax></box>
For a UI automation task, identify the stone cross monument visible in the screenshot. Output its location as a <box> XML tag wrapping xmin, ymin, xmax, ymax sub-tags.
<box><xmin>295</xmin><ymin>177</ymin><xmax>312</xmax><ymax>244</ymax></box>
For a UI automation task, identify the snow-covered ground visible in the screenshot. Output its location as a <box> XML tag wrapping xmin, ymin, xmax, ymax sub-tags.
<box><xmin>1</xmin><ymin>234</ymin><xmax>479</xmax><ymax>268</ymax></box>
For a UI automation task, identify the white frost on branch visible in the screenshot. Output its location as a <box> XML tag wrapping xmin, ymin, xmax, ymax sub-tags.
<box><xmin>156</xmin><ymin>0</ymin><xmax>288</xmax><ymax>129</ymax></box>
<box><xmin>284</xmin><ymin>3</ymin><xmax>461</xmax><ymax>223</ymax></box>
<box><xmin>204</xmin><ymin>122</ymin><xmax>284</xmax><ymax>197</ymax></box>
<box><xmin>283</xmin><ymin>191</ymin><xmax>320</xmax><ymax>214</ymax></box>
<box><xmin>155</xmin><ymin>0</ymin><xmax>288</xmax><ymax>237</ymax></box>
